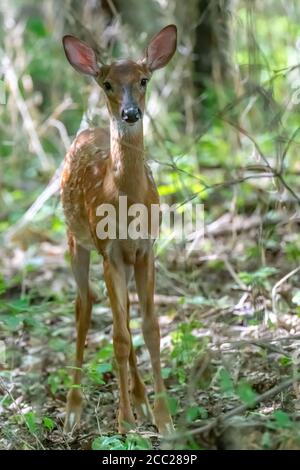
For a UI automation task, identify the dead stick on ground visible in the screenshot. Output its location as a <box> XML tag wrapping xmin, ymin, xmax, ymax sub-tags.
<box><xmin>272</xmin><ymin>266</ymin><xmax>300</xmax><ymax>315</ymax></box>
<box><xmin>165</xmin><ymin>374</ymin><xmax>300</xmax><ymax>441</ymax></box>
<box><xmin>222</xmin><ymin>339</ymin><xmax>286</xmax><ymax>355</ymax></box>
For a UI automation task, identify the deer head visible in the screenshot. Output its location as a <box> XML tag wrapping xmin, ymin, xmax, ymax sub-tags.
<box><xmin>62</xmin><ymin>25</ymin><xmax>177</xmax><ymax>125</ymax></box>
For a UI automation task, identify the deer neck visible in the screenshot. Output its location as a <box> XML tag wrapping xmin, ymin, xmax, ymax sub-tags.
<box><xmin>109</xmin><ymin>118</ymin><xmax>146</xmax><ymax>196</ymax></box>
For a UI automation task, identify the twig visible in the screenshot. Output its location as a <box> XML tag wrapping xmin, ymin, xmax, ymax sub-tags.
<box><xmin>4</xmin><ymin>85</ymin><xmax>101</xmax><ymax>242</ymax></box>
<box><xmin>39</xmin><ymin>97</ymin><xmax>73</xmax><ymax>136</ymax></box>
<box><xmin>277</xmin><ymin>173</ymin><xmax>300</xmax><ymax>204</ymax></box>
<box><xmin>5</xmin><ymin>163</ymin><xmax>63</xmax><ymax>244</ymax></box>
<box><xmin>165</xmin><ymin>374</ymin><xmax>300</xmax><ymax>441</ymax></box>
<box><xmin>179</xmin><ymin>173</ymin><xmax>275</xmax><ymax>208</ymax></box>
<box><xmin>272</xmin><ymin>266</ymin><xmax>300</xmax><ymax>315</ymax></box>
<box><xmin>227</xmin><ymin>334</ymin><xmax>300</xmax><ymax>347</ymax></box>
<box><xmin>222</xmin><ymin>338</ymin><xmax>286</xmax><ymax>355</ymax></box>
<box><xmin>3</xmin><ymin>56</ymin><xmax>51</xmax><ymax>172</ymax></box>
<box><xmin>280</xmin><ymin>126</ymin><xmax>300</xmax><ymax>172</ymax></box>
<box><xmin>0</xmin><ymin>377</ymin><xmax>45</xmax><ymax>449</ymax></box>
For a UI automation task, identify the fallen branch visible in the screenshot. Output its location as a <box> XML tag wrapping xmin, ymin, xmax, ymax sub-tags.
<box><xmin>272</xmin><ymin>266</ymin><xmax>300</xmax><ymax>315</ymax></box>
<box><xmin>165</xmin><ymin>374</ymin><xmax>300</xmax><ymax>441</ymax></box>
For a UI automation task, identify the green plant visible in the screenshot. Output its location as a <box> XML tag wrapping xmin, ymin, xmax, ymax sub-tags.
<box><xmin>92</xmin><ymin>434</ymin><xmax>152</xmax><ymax>450</ymax></box>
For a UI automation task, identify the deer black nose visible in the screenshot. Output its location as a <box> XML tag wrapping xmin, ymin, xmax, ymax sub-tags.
<box><xmin>121</xmin><ymin>107</ymin><xmax>142</xmax><ymax>123</ymax></box>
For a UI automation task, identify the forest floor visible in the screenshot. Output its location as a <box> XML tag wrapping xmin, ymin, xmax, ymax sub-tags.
<box><xmin>1</xmin><ymin>215</ymin><xmax>300</xmax><ymax>450</ymax></box>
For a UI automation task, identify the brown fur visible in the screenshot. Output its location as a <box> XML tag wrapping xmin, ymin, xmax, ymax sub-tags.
<box><xmin>61</xmin><ymin>25</ymin><xmax>177</xmax><ymax>435</ymax></box>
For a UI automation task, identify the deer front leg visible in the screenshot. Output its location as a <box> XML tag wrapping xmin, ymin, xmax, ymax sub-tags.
<box><xmin>103</xmin><ymin>258</ymin><xmax>135</xmax><ymax>433</ymax></box>
<box><xmin>134</xmin><ymin>248</ymin><xmax>174</xmax><ymax>435</ymax></box>
<box><xmin>64</xmin><ymin>237</ymin><xmax>92</xmax><ymax>433</ymax></box>
<box><xmin>127</xmin><ymin>294</ymin><xmax>154</xmax><ymax>425</ymax></box>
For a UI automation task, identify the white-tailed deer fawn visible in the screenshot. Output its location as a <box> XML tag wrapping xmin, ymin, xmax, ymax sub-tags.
<box><xmin>61</xmin><ymin>25</ymin><xmax>177</xmax><ymax>435</ymax></box>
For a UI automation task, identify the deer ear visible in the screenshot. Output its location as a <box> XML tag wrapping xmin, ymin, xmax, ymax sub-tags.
<box><xmin>62</xmin><ymin>35</ymin><xmax>100</xmax><ymax>76</ymax></box>
<box><xmin>145</xmin><ymin>25</ymin><xmax>177</xmax><ymax>72</ymax></box>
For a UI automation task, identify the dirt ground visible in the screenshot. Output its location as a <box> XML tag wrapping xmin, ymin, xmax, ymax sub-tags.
<box><xmin>1</xmin><ymin>219</ymin><xmax>300</xmax><ymax>450</ymax></box>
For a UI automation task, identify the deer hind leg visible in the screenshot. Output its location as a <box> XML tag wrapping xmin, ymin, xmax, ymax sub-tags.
<box><xmin>134</xmin><ymin>248</ymin><xmax>174</xmax><ymax>435</ymax></box>
<box><xmin>64</xmin><ymin>235</ymin><xmax>93</xmax><ymax>433</ymax></box>
<box><xmin>127</xmin><ymin>293</ymin><xmax>154</xmax><ymax>425</ymax></box>
<box><xmin>103</xmin><ymin>258</ymin><xmax>135</xmax><ymax>433</ymax></box>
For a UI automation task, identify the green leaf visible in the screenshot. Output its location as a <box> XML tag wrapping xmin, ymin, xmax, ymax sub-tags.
<box><xmin>125</xmin><ymin>435</ymin><xmax>152</xmax><ymax>450</ymax></box>
<box><xmin>278</xmin><ymin>356</ymin><xmax>292</xmax><ymax>367</ymax></box>
<box><xmin>49</xmin><ymin>338</ymin><xmax>68</xmax><ymax>352</ymax></box>
<box><xmin>219</xmin><ymin>369</ymin><xmax>234</xmax><ymax>394</ymax></box>
<box><xmin>43</xmin><ymin>417</ymin><xmax>55</xmax><ymax>431</ymax></box>
<box><xmin>7</xmin><ymin>298</ymin><xmax>30</xmax><ymax>312</ymax></box>
<box><xmin>47</xmin><ymin>374</ymin><xmax>60</xmax><ymax>394</ymax></box>
<box><xmin>162</xmin><ymin>367</ymin><xmax>172</xmax><ymax>379</ymax></box>
<box><xmin>95</xmin><ymin>362</ymin><xmax>112</xmax><ymax>375</ymax></box>
<box><xmin>272</xmin><ymin>410</ymin><xmax>292</xmax><ymax>429</ymax></box>
<box><xmin>239</xmin><ymin>267</ymin><xmax>278</xmax><ymax>286</ymax></box>
<box><xmin>1</xmin><ymin>315</ymin><xmax>24</xmax><ymax>330</ymax></box>
<box><xmin>261</xmin><ymin>431</ymin><xmax>272</xmax><ymax>449</ymax></box>
<box><xmin>47</xmin><ymin>369</ymin><xmax>72</xmax><ymax>394</ymax></box>
<box><xmin>187</xmin><ymin>406</ymin><xmax>208</xmax><ymax>422</ymax></box>
<box><xmin>92</xmin><ymin>436</ymin><xmax>126</xmax><ymax>450</ymax></box>
<box><xmin>158</xmin><ymin>183</ymin><xmax>179</xmax><ymax>196</ymax></box>
<box><xmin>236</xmin><ymin>382</ymin><xmax>257</xmax><ymax>405</ymax></box>
<box><xmin>27</xmin><ymin>17</ymin><xmax>48</xmax><ymax>37</ymax></box>
<box><xmin>96</xmin><ymin>344</ymin><xmax>114</xmax><ymax>361</ymax></box>
<box><xmin>167</xmin><ymin>396</ymin><xmax>178</xmax><ymax>416</ymax></box>
<box><xmin>0</xmin><ymin>276</ymin><xmax>7</xmax><ymax>295</ymax></box>
<box><xmin>24</xmin><ymin>411</ymin><xmax>38</xmax><ymax>435</ymax></box>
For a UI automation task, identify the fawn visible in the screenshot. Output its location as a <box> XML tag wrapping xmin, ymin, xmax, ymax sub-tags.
<box><xmin>61</xmin><ymin>25</ymin><xmax>177</xmax><ymax>435</ymax></box>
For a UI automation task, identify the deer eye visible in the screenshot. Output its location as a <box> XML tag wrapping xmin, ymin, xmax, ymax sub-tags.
<box><xmin>103</xmin><ymin>81</ymin><xmax>112</xmax><ymax>91</ymax></box>
<box><xmin>140</xmin><ymin>78</ymin><xmax>148</xmax><ymax>87</ymax></box>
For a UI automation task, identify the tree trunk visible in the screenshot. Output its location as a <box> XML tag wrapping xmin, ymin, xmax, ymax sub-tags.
<box><xmin>194</xmin><ymin>0</ymin><xmax>234</xmax><ymax>92</ymax></box>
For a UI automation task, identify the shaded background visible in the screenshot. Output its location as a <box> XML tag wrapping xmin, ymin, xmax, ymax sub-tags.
<box><xmin>1</xmin><ymin>0</ymin><xmax>300</xmax><ymax>450</ymax></box>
